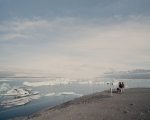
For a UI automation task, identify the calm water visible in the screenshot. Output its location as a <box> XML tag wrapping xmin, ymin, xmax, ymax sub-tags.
<box><xmin>0</xmin><ymin>78</ymin><xmax>150</xmax><ymax>120</ymax></box>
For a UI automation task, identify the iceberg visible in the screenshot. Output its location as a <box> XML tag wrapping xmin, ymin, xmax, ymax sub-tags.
<box><xmin>23</xmin><ymin>80</ymin><xmax>72</xmax><ymax>87</ymax></box>
<box><xmin>57</xmin><ymin>92</ymin><xmax>83</xmax><ymax>97</ymax></box>
<box><xmin>44</xmin><ymin>92</ymin><xmax>83</xmax><ymax>97</ymax></box>
<box><xmin>88</xmin><ymin>80</ymin><xmax>93</xmax><ymax>84</ymax></box>
<box><xmin>79</xmin><ymin>80</ymin><xmax>93</xmax><ymax>84</ymax></box>
<box><xmin>79</xmin><ymin>81</ymin><xmax>88</xmax><ymax>84</ymax></box>
<box><xmin>43</xmin><ymin>93</ymin><xmax>55</xmax><ymax>96</ymax></box>
<box><xmin>0</xmin><ymin>83</ymin><xmax>11</xmax><ymax>92</ymax></box>
<box><xmin>112</xmin><ymin>80</ymin><xmax>119</xmax><ymax>85</ymax></box>
<box><xmin>2</xmin><ymin>88</ymin><xmax>39</xmax><ymax>98</ymax></box>
<box><xmin>96</xmin><ymin>81</ymin><xmax>105</xmax><ymax>85</ymax></box>
<box><xmin>105</xmin><ymin>81</ymin><xmax>112</xmax><ymax>84</ymax></box>
<box><xmin>104</xmin><ymin>80</ymin><xmax>119</xmax><ymax>85</ymax></box>
<box><xmin>61</xmin><ymin>92</ymin><xmax>76</xmax><ymax>95</ymax></box>
<box><xmin>1</xmin><ymin>94</ymin><xmax>41</xmax><ymax>107</ymax></box>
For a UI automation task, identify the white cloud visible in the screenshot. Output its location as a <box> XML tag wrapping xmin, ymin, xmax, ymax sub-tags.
<box><xmin>0</xmin><ymin>16</ymin><xmax>150</xmax><ymax>78</ymax></box>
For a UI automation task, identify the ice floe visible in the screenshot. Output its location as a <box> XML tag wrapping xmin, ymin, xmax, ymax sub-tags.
<box><xmin>112</xmin><ymin>80</ymin><xmax>119</xmax><ymax>85</ymax></box>
<box><xmin>79</xmin><ymin>80</ymin><xmax>93</xmax><ymax>84</ymax></box>
<box><xmin>58</xmin><ymin>92</ymin><xmax>83</xmax><ymax>97</ymax></box>
<box><xmin>0</xmin><ymin>83</ymin><xmax>11</xmax><ymax>92</ymax></box>
<box><xmin>43</xmin><ymin>92</ymin><xmax>83</xmax><ymax>97</ymax></box>
<box><xmin>2</xmin><ymin>88</ymin><xmax>39</xmax><ymax>98</ymax></box>
<box><xmin>23</xmin><ymin>80</ymin><xmax>72</xmax><ymax>87</ymax></box>
<box><xmin>61</xmin><ymin>92</ymin><xmax>75</xmax><ymax>95</ymax></box>
<box><xmin>43</xmin><ymin>93</ymin><xmax>55</xmax><ymax>96</ymax></box>
<box><xmin>1</xmin><ymin>94</ymin><xmax>41</xmax><ymax>107</ymax></box>
<box><xmin>96</xmin><ymin>81</ymin><xmax>105</xmax><ymax>85</ymax></box>
<box><xmin>95</xmin><ymin>80</ymin><xmax>119</xmax><ymax>85</ymax></box>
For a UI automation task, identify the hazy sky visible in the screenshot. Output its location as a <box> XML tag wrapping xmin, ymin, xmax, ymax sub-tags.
<box><xmin>0</xmin><ymin>0</ymin><xmax>150</xmax><ymax>78</ymax></box>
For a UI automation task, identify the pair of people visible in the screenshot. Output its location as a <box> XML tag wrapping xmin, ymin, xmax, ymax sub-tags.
<box><xmin>117</xmin><ymin>82</ymin><xmax>125</xmax><ymax>93</ymax></box>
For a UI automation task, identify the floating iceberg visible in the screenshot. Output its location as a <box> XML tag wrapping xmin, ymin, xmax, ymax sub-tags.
<box><xmin>112</xmin><ymin>80</ymin><xmax>119</xmax><ymax>85</ymax></box>
<box><xmin>105</xmin><ymin>81</ymin><xmax>112</xmax><ymax>84</ymax></box>
<box><xmin>79</xmin><ymin>81</ymin><xmax>88</xmax><ymax>84</ymax></box>
<box><xmin>57</xmin><ymin>92</ymin><xmax>83</xmax><ymax>97</ymax></box>
<box><xmin>43</xmin><ymin>93</ymin><xmax>55</xmax><ymax>96</ymax></box>
<box><xmin>105</xmin><ymin>80</ymin><xmax>119</xmax><ymax>85</ymax></box>
<box><xmin>0</xmin><ymin>83</ymin><xmax>11</xmax><ymax>92</ymax></box>
<box><xmin>2</xmin><ymin>88</ymin><xmax>39</xmax><ymax>98</ymax></box>
<box><xmin>1</xmin><ymin>94</ymin><xmax>41</xmax><ymax>107</ymax></box>
<box><xmin>43</xmin><ymin>92</ymin><xmax>83</xmax><ymax>97</ymax></box>
<box><xmin>79</xmin><ymin>80</ymin><xmax>93</xmax><ymax>84</ymax></box>
<box><xmin>23</xmin><ymin>80</ymin><xmax>72</xmax><ymax>87</ymax></box>
<box><xmin>96</xmin><ymin>81</ymin><xmax>105</xmax><ymax>85</ymax></box>
<box><xmin>61</xmin><ymin>92</ymin><xmax>76</xmax><ymax>95</ymax></box>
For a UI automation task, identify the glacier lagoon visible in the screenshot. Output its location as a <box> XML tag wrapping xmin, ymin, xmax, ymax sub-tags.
<box><xmin>0</xmin><ymin>78</ymin><xmax>150</xmax><ymax>120</ymax></box>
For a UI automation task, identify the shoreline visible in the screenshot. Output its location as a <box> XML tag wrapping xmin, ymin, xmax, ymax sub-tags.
<box><xmin>12</xmin><ymin>88</ymin><xmax>150</xmax><ymax>120</ymax></box>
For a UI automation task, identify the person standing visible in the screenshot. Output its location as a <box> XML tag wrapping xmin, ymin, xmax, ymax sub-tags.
<box><xmin>122</xmin><ymin>82</ymin><xmax>125</xmax><ymax>93</ymax></box>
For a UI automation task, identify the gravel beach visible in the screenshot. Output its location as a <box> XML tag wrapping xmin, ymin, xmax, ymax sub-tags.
<box><xmin>12</xmin><ymin>88</ymin><xmax>150</xmax><ymax>120</ymax></box>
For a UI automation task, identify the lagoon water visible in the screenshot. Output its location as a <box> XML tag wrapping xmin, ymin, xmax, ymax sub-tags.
<box><xmin>0</xmin><ymin>78</ymin><xmax>150</xmax><ymax>120</ymax></box>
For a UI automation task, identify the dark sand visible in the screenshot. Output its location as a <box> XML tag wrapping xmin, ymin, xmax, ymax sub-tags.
<box><xmin>12</xmin><ymin>88</ymin><xmax>150</xmax><ymax>120</ymax></box>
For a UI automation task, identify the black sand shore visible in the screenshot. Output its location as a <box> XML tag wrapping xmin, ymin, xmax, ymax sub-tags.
<box><xmin>12</xmin><ymin>88</ymin><xmax>150</xmax><ymax>120</ymax></box>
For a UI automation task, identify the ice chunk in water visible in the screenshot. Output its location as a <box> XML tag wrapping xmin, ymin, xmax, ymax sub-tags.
<box><xmin>0</xmin><ymin>83</ymin><xmax>11</xmax><ymax>92</ymax></box>
<box><xmin>61</xmin><ymin>92</ymin><xmax>76</xmax><ymax>95</ymax></box>
<box><xmin>79</xmin><ymin>80</ymin><xmax>93</xmax><ymax>84</ymax></box>
<box><xmin>96</xmin><ymin>81</ymin><xmax>105</xmax><ymax>85</ymax></box>
<box><xmin>2</xmin><ymin>88</ymin><xmax>39</xmax><ymax>98</ymax></box>
<box><xmin>23</xmin><ymin>80</ymin><xmax>72</xmax><ymax>87</ymax></box>
<box><xmin>1</xmin><ymin>94</ymin><xmax>41</xmax><ymax>107</ymax></box>
<box><xmin>43</xmin><ymin>93</ymin><xmax>55</xmax><ymax>96</ymax></box>
<box><xmin>44</xmin><ymin>92</ymin><xmax>83</xmax><ymax>97</ymax></box>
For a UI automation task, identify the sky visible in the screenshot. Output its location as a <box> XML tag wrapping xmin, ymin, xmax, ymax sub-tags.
<box><xmin>0</xmin><ymin>0</ymin><xmax>150</xmax><ymax>78</ymax></box>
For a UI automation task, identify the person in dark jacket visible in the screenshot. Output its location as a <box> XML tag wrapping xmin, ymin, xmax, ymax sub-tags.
<box><xmin>117</xmin><ymin>82</ymin><xmax>122</xmax><ymax>93</ymax></box>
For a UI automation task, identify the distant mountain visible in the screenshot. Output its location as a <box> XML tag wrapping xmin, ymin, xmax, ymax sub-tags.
<box><xmin>103</xmin><ymin>69</ymin><xmax>150</xmax><ymax>79</ymax></box>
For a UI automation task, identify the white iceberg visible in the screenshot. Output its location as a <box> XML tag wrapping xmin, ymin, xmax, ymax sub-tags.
<box><xmin>0</xmin><ymin>83</ymin><xmax>11</xmax><ymax>92</ymax></box>
<box><xmin>96</xmin><ymin>81</ymin><xmax>105</xmax><ymax>85</ymax></box>
<box><xmin>2</xmin><ymin>88</ymin><xmax>39</xmax><ymax>98</ymax></box>
<box><xmin>112</xmin><ymin>80</ymin><xmax>119</xmax><ymax>85</ymax></box>
<box><xmin>104</xmin><ymin>80</ymin><xmax>119</xmax><ymax>85</ymax></box>
<box><xmin>1</xmin><ymin>94</ymin><xmax>41</xmax><ymax>107</ymax></box>
<box><xmin>43</xmin><ymin>93</ymin><xmax>55</xmax><ymax>96</ymax></box>
<box><xmin>79</xmin><ymin>81</ymin><xmax>88</xmax><ymax>84</ymax></box>
<box><xmin>79</xmin><ymin>80</ymin><xmax>93</xmax><ymax>84</ymax></box>
<box><xmin>44</xmin><ymin>92</ymin><xmax>83</xmax><ymax>97</ymax></box>
<box><xmin>105</xmin><ymin>81</ymin><xmax>112</xmax><ymax>84</ymax></box>
<box><xmin>61</xmin><ymin>92</ymin><xmax>76</xmax><ymax>95</ymax></box>
<box><xmin>23</xmin><ymin>80</ymin><xmax>72</xmax><ymax>87</ymax></box>
<box><xmin>58</xmin><ymin>92</ymin><xmax>83</xmax><ymax>97</ymax></box>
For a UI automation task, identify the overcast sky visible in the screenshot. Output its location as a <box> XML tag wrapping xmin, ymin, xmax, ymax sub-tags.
<box><xmin>0</xmin><ymin>0</ymin><xmax>150</xmax><ymax>78</ymax></box>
